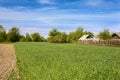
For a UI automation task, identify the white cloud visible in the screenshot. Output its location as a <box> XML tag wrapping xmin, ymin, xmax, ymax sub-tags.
<box><xmin>0</xmin><ymin>7</ymin><xmax>120</xmax><ymax>37</ymax></box>
<box><xmin>39</xmin><ymin>7</ymin><xmax>57</xmax><ymax>11</ymax></box>
<box><xmin>38</xmin><ymin>0</ymin><xmax>56</xmax><ymax>4</ymax></box>
<box><xmin>85</xmin><ymin>0</ymin><xmax>120</xmax><ymax>9</ymax></box>
<box><xmin>0</xmin><ymin>7</ymin><xmax>120</xmax><ymax>24</ymax></box>
<box><xmin>85</xmin><ymin>0</ymin><xmax>104</xmax><ymax>6</ymax></box>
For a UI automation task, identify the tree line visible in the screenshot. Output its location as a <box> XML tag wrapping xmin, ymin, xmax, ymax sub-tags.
<box><xmin>0</xmin><ymin>25</ymin><xmax>112</xmax><ymax>43</ymax></box>
<box><xmin>0</xmin><ymin>25</ymin><xmax>45</xmax><ymax>42</ymax></box>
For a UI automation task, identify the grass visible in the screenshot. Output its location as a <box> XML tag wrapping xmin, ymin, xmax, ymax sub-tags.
<box><xmin>14</xmin><ymin>42</ymin><xmax>120</xmax><ymax>80</ymax></box>
<box><xmin>0</xmin><ymin>42</ymin><xmax>13</xmax><ymax>44</ymax></box>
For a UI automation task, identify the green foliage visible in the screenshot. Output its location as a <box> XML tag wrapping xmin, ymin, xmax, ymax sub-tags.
<box><xmin>25</xmin><ymin>33</ymin><xmax>32</xmax><ymax>42</ymax></box>
<box><xmin>48</xmin><ymin>27</ymin><xmax>94</xmax><ymax>43</ymax></box>
<box><xmin>84</xmin><ymin>31</ymin><xmax>94</xmax><ymax>36</ymax></box>
<box><xmin>75</xmin><ymin>27</ymin><xmax>84</xmax><ymax>39</ymax></box>
<box><xmin>49</xmin><ymin>28</ymin><xmax>60</xmax><ymax>37</ymax></box>
<box><xmin>0</xmin><ymin>25</ymin><xmax>6</xmax><ymax>42</ymax></box>
<box><xmin>8</xmin><ymin>69</ymin><xmax>18</xmax><ymax>80</ymax></box>
<box><xmin>31</xmin><ymin>33</ymin><xmax>44</xmax><ymax>42</ymax></box>
<box><xmin>67</xmin><ymin>27</ymin><xmax>85</xmax><ymax>43</ymax></box>
<box><xmin>14</xmin><ymin>42</ymin><xmax>120</xmax><ymax>80</ymax></box>
<box><xmin>48</xmin><ymin>29</ymin><xmax>67</xmax><ymax>43</ymax></box>
<box><xmin>7</xmin><ymin>27</ymin><xmax>20</xmax><ymax>42</ymax></box>
<box><xmin>67</xmin><ymin>32</ymin><xmax>76</xmax><ymax>43</ymax></box>
<box><xmin>0</xmin><ymin>26</ymin><xmax>115</xmax><ymax>43</ymax></box>
<box><xmin>19</xmin><ymin>35</ymin><xmax>26</xmax><ymax>42</ymax></box>
<box><xmin>98</xmin><ymin>29</ymin><xmax>112</xmax><ymax>40</ymax></box>
<box><xmin>58</xmin><ymin>32</ymin><xmax>67</xmax><ymax>43</ymax></box>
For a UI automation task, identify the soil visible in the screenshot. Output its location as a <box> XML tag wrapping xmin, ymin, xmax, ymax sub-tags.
<box><xmin>0</xmin><ymin>44</ymin><xmax>16</xmax><ymax>80</ymax></box>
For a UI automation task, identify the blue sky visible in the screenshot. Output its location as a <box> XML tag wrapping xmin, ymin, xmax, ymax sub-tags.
<box><xmin>0</xmin><ymin>0</ymin><xmax>120</xmax><ymax>37</ymax></box>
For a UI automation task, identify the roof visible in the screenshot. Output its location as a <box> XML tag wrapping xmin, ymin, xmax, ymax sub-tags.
<box><xmin>116</xmin><ymin>33</ymin><xmax>120</xmax><ymax>37</ymax></box>
<box><xmin>112</xmin><ymin>32</ymin><xmax>120</xmax><ymax>38</ymax></box>
<box><xmin>79</xmin><ymin>35</ymin><xmax>92</xmax><ymax>40</ymax></box>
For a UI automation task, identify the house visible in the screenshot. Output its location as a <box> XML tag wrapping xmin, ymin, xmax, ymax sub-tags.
<box><xmin>79</xmin><ymin>34</ymin><xmax>93</xmax><ymax>41</ymax></box>
<box><xmin>92</xmin><ymin>36</ymin><xmax>99</xmax><ymax>41</ymax></box>
<box><xmin>78</xmin><ymin>34</ymin><xmax>100</xmax><ymax>45</ymax></box>
<box><xmin>79</xmin><ymin>33</ymin><xmax>120</xmax><ymax>45</ymax></box>
<box><xmin>112</xmin><ymin>32</ymin><xmax>120</xmax><ymax>39</ymax></box>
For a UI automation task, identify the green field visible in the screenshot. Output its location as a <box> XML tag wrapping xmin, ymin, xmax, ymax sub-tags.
<box><xmin>14</xmin><ymin>42</ymin><xmax>120</xmax><ymax>80</ymax></box>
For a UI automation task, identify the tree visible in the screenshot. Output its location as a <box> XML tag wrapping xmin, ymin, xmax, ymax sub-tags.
<box><xmin>25</xmin><ymin>33</ymin><xmax>32</xmax><ymax>42</ymax></box>
<box><xmin>40</xmin><ymin>36</ymin><xmax>46</xmax><ymax>42</ymax></box>
<box><xmin>67</xmin><ymin>27</ymin><xmax>84</xmax><ymax>43</ymax></box>
<box><xmin>47</xmin><ymin>36</ymin><xmax>55</xmax><ymax>43</ymax></box>
<box><xmin>75</xmin><ymin>27</ymin><xmax>84</xmax><ymax>40</ymax></box>
<box><xmin>59</xmin><ymin>32</ymin><xmax>67</xmax><ymax>43</ymax></box>
<box><xmin>49</xmin><ymin>28</ymin><xmax>60</xmax><ymax>37</ymax></box>
<box><xmin>98</xmin><ymin>29</ymin><xmax>112</xmax><ymax>40</ymax></box>
<box><xmin>48</xmin><ymin>28</ymin><xmax>67</xmax><ymax>43</ymax></box>
<box><xmin>67</xmin><ymin>32</ymin><xmax>76</xmax><ymax>43</ymax></box>
<box><xmin>0</xmin><ymin>25</ymin><xmax>6</xmax><ymax>42</ymax></box>
<box><xmin>31</xmin><ymin>33</ymin><xmax>43</xmax><ymax>42</ymax></box>
<box><xmin>54</xmin><ymin>32</ymin><xmax>67</xmax><ymax>43</ymax></box>
<box><xmin>84</xmin><ymin>31</ymin><xmax>94</xmax><ymax>36</ymax></box>
<box><xmin>19</xmin><ymin>35</ymin><xmax>26</xmax><ymax>42</ymax></box>
<box><xmin>7</xmin><ymin>27</ymin><xmax>20</xmax><ymax>42</ymax></box>
<box><xmin>48</xmin><ymin>28</ymin><xmax>60</xmax><ymax>43</ymax></box>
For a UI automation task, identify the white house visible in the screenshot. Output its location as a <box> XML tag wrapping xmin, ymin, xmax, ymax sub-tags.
<box><xmin>79</xmin><ymin>35</ymin><xmax>93</xmax><ymax>41</ymax></box>
<box><xmin>79</xmin><ymin>34</ymin><xmax>99</xmax><ymax>42</ymax></box>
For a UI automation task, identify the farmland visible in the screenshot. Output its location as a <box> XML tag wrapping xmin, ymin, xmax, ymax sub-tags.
<box><xmin>14</xmin><ymin>42</ymin><xmax>120</xmax><ymax>80</ymax></box>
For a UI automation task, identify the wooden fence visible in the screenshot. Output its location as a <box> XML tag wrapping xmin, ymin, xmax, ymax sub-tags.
<box><xmin>78</xmin><ymin>39</ymin><xmax>120</xmax><ymax>46</ymax></box>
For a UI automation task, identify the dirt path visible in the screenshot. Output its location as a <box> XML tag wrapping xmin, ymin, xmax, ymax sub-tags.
<box><xmin>0</xmin><ymin>44</ymin><xmax>16</xmax><ymax>80</ymax></box>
